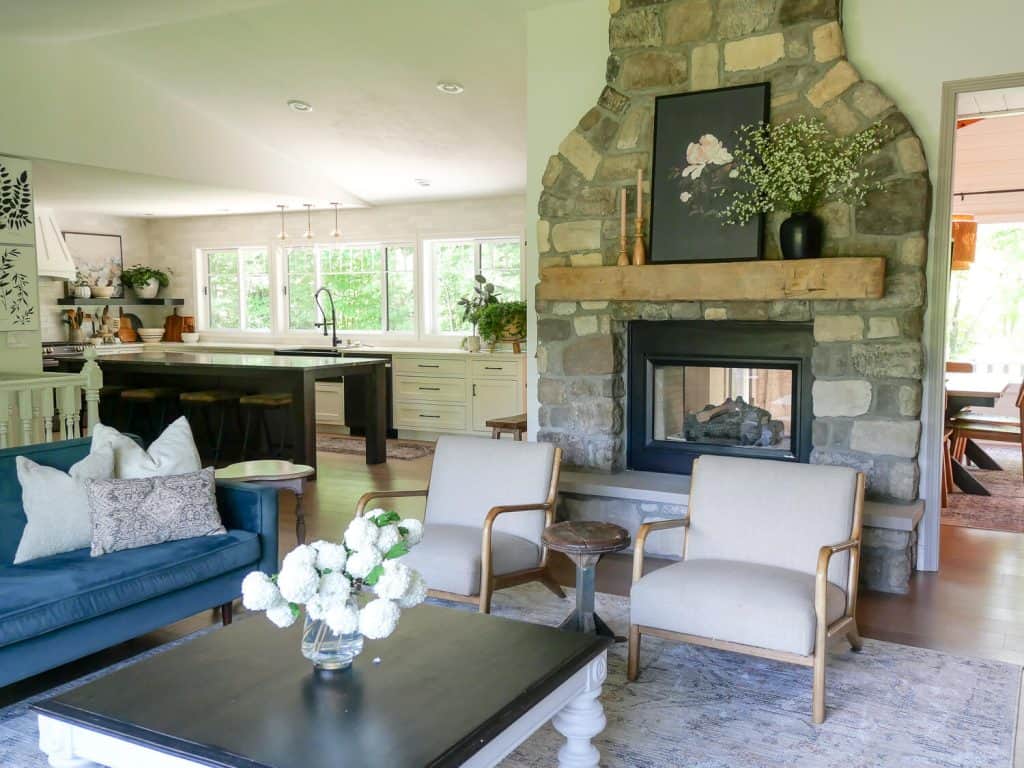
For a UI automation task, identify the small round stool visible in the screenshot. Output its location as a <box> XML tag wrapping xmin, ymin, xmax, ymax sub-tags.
<box><xmin>216</xmin><ymin>460</ymin><xmax>314</xmax><ymax>544</ymax></box>
<box><xmin>542</xmin><ymin>521</ymin><xmax>630</xmax><ymax>639</ymax></box>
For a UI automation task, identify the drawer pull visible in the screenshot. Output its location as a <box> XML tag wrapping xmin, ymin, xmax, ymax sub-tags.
<box><xmin>417</xmin><ymin>364</ymin><xmax>440</xmax><ymax>368</ymax></box>
<box><xmin>418</xmin><ymin>386</ymin><xmax>441</xmax><ymax>391</ymax></box>
<box><xmin>484</xmin><ymin>366</ymin><xmax>503</xmax><ymax>370</ymax></box>
<box><xmin>418</xmin><ymin>413</ymin><xmax>441</xmax><ymax>419</ymax></box>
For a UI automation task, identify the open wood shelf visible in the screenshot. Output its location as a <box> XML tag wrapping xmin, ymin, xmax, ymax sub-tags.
<box><xmin>57</xmin><ymin>297</ymin><xmax>185</xmax><ymax>306</ymax></box>
<box><xmin>537</xmin><ymin>256</ymin><xmax>886</xmax><ymax>302</ymax></box>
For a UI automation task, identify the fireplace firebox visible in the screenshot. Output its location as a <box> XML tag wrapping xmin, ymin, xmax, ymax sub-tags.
<box><xmin>628</xmin><ymin>320</ymin><xmax>813</xmax><ymax>474</ymax></box>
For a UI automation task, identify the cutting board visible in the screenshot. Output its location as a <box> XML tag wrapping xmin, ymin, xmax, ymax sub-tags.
<box><xmin>117</xmin><ymin>308</ymin><xmax>139</xmax><ymax>343</ymax></box>
<box><xmin>164</xmin><ymin>308</ymin><xmax>185</xmax><ymax>342</ymax></box>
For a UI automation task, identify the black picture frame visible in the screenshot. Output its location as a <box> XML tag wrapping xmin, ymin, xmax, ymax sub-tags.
<box><xmin>62</xmin><ymin>231</ymin><xmax>125</xmax><ymax>297</ymax></box>
<box><xmin>649</xmin><ymin>83</ymin><xmax>770</xmax><ymax>263</ymax></box>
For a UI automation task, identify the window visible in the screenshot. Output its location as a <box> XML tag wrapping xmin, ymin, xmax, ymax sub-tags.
<box><xmin>427</xmin><ymin>237</ymin><xmax>522</xmax><ymax>334</ymax></box>
<box><xmin>285</xmin><ymin>243</ymin><xmax>416</xmax><ymax>333</ymax></box>
<box><xmin>202</xmin><ymin>247</ymin><xmax>270</xmax><ymax>331</ymax></box>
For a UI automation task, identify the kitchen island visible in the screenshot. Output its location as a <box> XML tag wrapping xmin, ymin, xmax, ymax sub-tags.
<box><xmin>62</xmin><ymin>350</ymin><xmax>388</xmax><ymax>475</ymax></box>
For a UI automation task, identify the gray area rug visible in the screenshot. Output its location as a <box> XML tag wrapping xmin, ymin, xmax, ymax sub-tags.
<box><xmin>316</xmin><ymin>434</ymin><xmax>435</xmax><ymax>460</ymax></box>
<box><xmin>1</xmin><ymin>586</ymin><xmax>1019</xmax><ymax>767</ymax></box>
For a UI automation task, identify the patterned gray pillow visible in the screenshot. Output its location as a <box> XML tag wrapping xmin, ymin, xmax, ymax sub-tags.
<box><xmin>87</xmin><ymin>468</ymin><xmax>226</xmax><ymax>556</ymax></box>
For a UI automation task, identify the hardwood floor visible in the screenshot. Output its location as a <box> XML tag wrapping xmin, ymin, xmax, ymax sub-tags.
<box><xmin>5</xmin><ymin>447</ymin><xmax>1024</xmax><ymax>710</ymax></box>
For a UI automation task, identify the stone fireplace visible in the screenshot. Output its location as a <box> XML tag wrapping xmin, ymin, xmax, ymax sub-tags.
<box><xmin>534</xmin><ymin>0</ymin><xmax>930</xmax><ymax>593</ymax></box>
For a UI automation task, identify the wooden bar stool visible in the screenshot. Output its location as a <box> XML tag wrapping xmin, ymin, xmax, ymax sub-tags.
<box><xmin>120</xmin><ymin>387</ymin><xmax>180</xmax><ymax>443</ymax></box>
<box><xmin>485</xmin><ymin>413</ymin><xmax>527</xmax><ymax>440</ymax></box>
<box><xmin>180</xmin><ymin>390</ymin><xmax>241</xmax><ymax>463</ymax></box>
<box><xmin>239</xmin><ymin>393</ymin><xmax>293</xmax><ymax>459</ymax></box>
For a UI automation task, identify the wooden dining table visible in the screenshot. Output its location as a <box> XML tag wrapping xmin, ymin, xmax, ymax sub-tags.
<box><xmin>946</xmin><ymin>372</ymin><xmax>1012</xmax><ymax>495</ymax></box>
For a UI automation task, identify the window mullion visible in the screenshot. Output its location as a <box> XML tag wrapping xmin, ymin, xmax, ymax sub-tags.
<box><xmin>237</xmin><ymin>248</ymin><xmax>247</xmax><ymax>331</ymax></box>
<box><xmin>382</xmin><ymin>246</ymin><xmax>390</xmax><ymax>332</ymax></box>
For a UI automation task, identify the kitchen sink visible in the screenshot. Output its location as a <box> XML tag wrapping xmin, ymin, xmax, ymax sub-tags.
<box><xmin>275</xmin><ymin>346</ymin><xmax>344</xmax><ymax>357</ymax></box>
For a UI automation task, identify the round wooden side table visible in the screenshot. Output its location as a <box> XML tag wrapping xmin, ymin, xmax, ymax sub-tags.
<box><xmin>216</xmin><ymin>460</ymin><xmax>314</xmax><ymax>545</ymax></box>
<box><xmin>542</xmin><ymin>521</ymin><xmax>630</xmax><ymax>639</ymax></box>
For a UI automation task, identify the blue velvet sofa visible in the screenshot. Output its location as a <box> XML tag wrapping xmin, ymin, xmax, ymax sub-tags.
<box><xmin>0</xmin><ymin>437</ymin><xmax>278</xmax><ymax>687</ymax></box>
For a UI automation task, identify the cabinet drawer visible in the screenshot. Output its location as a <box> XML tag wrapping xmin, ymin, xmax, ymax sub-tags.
<box><xmin>394</xmin><ymin>356</ymin><xmax>466</xmax><ymax>378</ymax></box>
<box><xmin>471</xmin><ymin>359</ymin><xmax>520</xmax><ymax>379</ymax></box>
<box><xmin>395</xmin><ymin>375</ymin><xmax>465</xmax><ymax>403</ymax></box>
<box><xmin>395</xmin><ymin>403</ymin><xmax>466</xmax><ymax>431</ymax></box>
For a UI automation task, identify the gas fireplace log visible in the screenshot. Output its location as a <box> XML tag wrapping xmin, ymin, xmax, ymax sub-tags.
<box><xmin>694</xmin><ymin>399</ymin><xmax>740</xmax><ymax>424</ymax></box>
<box><xmin>686</xmin><ymin>397</ymin><xmax>785</xmax><ymax>447</ymax></box>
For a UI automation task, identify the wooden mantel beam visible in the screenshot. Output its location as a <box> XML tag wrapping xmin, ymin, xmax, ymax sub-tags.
<box><xmin>537</xmin><ymin>257</ymin><xmax>886</xmax><ymax>302</ymax></box>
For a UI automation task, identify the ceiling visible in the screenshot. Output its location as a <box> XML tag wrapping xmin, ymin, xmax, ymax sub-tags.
<box><xmin>957</xmin><ymin>86</ymin><xmax>1024</xmax><ymax>118</ymax></box>
<box><xmin>0</xmin><ymin>0</ymin><xmax>572</xmax><ymax>217</ymax></box>
<box><xmin>953</xmin><ymin>113</ymin><xmax>1024</xmax><ymax>223</ymax></box>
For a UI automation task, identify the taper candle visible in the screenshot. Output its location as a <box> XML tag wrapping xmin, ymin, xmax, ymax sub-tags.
<box><xmin>636</xmin><ymin>168</ymin><xmax>643</xmax><ymax>218</ymax></box>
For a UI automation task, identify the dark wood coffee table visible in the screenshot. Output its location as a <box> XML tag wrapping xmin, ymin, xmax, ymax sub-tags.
<box><xmin>34</xmin><ymin>605</ymin><xmax>610</xmax><ymax>768</ymax></box>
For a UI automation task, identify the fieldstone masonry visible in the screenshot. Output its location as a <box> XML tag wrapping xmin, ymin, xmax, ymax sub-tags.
<box><xmin>535</xmin><ymin>0</ymin><xmax>931</xmax><ymax>592</ymax></box>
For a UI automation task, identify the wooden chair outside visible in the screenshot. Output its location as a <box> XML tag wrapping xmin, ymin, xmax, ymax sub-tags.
<box><xmin>355</xmin><ymin>435</ymin><xmax>565</xmax><ymax>613</ymax></box>
<box><xmin>945</xmin><ymin>361</ymin><xmax>975</xmax><ymax>373</ymax></box>
<box><xmin>627</xmin><ymin>456</ymin><xmax>866</xmax><ymax>724</ymax></box>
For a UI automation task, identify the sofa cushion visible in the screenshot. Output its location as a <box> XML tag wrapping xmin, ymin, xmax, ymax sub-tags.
<box><xmin>630</xmin><ymin>559</ymin><xmax>847</xmax><ymax>656</ymax></box>
<box><xmin>0</xmin><ymin>530</ymin><xmax>259</xmax><ymax>648</ymax></box>
<box><xmin>401</xmin><ymin>523</ymin><xmax>540</xmax><ymax>597</ymax></box>
<box><xmin>90</xmin><ymin>417</ymin><xmax>201</xmax><ymax>479</ymax></box>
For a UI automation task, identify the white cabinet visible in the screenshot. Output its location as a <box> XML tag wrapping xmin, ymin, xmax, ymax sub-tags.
<box><xmin>315</xmin><ymin>382</ymin><xmax>344</xmax><ymax>426</ymax></box>
<box><xmin>471</xmin><ymin>378</ymin><xmax>522</xmax><ymax>433</ymax></box>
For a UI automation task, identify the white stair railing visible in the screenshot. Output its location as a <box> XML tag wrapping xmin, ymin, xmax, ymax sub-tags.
<box><xmin>0</xmin><ymin>348</ymin><xmax>103</xmax><ymax>449</ymax></box>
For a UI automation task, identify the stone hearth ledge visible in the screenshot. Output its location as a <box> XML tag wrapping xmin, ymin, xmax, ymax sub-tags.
<box><xmin>558</xmin><ymin>469</ymin><xmax>922</xmax><ymax>594</ymax></box>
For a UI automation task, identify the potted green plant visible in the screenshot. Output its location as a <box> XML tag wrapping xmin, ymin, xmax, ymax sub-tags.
<box><xmin>121</xmin><ymin>265</ymin><xmax>173</xmax><ymax>299</ymax></box>
<box><xmin>478</xmin><ymin>300</ymin><xmax>527</xmax><ymax>353</ymax></box>
<box><xmin>718</xmin><ymin>116</ymin><xmax>885</xmax><ymax>259</ymax></box>
<box><xmin>457</xmin><ymin>274</ymin><xmax>499</xmax><ymax>353</ymax></box>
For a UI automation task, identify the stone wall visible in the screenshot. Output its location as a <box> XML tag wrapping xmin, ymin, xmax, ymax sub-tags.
<box><xmin>535</xmin><ymin>0</ymin><xmax>931</xmax><ymax>504</ymax></box>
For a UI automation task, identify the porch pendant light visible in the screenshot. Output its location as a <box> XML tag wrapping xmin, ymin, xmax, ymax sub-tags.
<box><xmin>303</xmin><ymin>204</ymin><xmax>314</xmax><ymax>240</ymax></box>
<box><xmin>330</xmin><ymin>202</ymin><xmax>341</xmax><ymax>239</ymax></box>
<box><xmin>951</xmin><ymin>213</ymin><xmax>977</xmax><ymax>271</ymax></box>
<box><xmin>275</xmin><ymin>205</ymin><xmax>288</xmax><ymax>240</ymax></box>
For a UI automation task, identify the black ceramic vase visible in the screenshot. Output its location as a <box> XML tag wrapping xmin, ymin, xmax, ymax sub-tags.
<box><xmin>779</xmin><ymin>211</ymin><xmax>823</xmax><ymax>260</ymax></box>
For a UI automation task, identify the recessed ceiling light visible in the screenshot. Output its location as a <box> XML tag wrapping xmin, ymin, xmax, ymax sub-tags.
<box><xmin>415</xmin><ymin>178</ymin><xmax>431</xmax><ymax>187</ymax></box>
<box><xmin>436</xmin><ymin>81</ymin><xmax>464</xmax><ymax>95</ymax></box>
<box><xmin>288</xmin><ymin>99</ymin><xmax>313</xmax><ymax>113</ymax></box>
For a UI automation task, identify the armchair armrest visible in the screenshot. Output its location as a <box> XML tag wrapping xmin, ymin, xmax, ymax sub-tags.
<box><xmin>355</xmin><ymin>488</ymin><xmax>429</xmax><ymax>517</ymax></box>
<box><xmin>814</xmin><ymin>537</ymin><xmax>860</xmax><ymax>621</ymax></box>
<box><xmin>216</xmin><ymin>480</ymin><xmax>279</xmax><ymax>575</ymax></box>
<box><xmin>632</xmin><ymin>517</ymin><xmax>689</xmax><ymax>584</ymax></box>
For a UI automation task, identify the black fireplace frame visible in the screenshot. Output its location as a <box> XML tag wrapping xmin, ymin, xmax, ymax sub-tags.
<box><xmin>627</xmin><ymin>320</ymin><xmax>814</xmax><ymax>475</ymax></box>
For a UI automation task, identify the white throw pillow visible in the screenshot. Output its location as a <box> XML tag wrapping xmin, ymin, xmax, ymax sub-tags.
<box><xmin>14</xmin><ymin>446</ymin><xmax>115</xmax><ymax>564</ymax></box>
<box><xmin>90</xmin><ymin>416</ymin><xmax>201</xmax><ymax>479</ymax></box>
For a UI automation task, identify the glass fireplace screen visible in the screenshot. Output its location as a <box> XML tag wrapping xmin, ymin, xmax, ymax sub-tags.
<box><xmin>652</xmin><ymin>363</ymin><xmax>794</xmax><ymax>454</ymax></box>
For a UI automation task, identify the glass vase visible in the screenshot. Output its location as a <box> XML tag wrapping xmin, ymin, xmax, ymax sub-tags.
<box><xmin>301</xmin><ymin>607</ymin><xmax>364</xmax><ymax>671</ymax></box>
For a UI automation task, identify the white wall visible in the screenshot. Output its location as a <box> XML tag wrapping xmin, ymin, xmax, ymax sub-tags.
<box><xmin>525</xmin><ymin>0</ymin><xmax>609</xmax><ymax>438</ymax></box>
<box><xmin>146</xmin><ymin>195</ymin><xmax>525</xmax><ymax>343</ymax></box>
<box><xmin>37</xmin><ymin>211</ymin><xmax>152</xmax><ymax>342</ymax></box>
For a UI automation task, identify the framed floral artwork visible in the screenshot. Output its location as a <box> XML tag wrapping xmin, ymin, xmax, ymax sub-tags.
<box><xmin>0</xmin><ymin>245</ymin><xmax>39</xmax><ymax>331</ymax></box>
<box><xmin>63</xmin><ymin>231</ymin><xmax>124</xmax><ymax>296</ymax></box>
<box><xmin>649</xmin><ymin>83</ymin><xmax>769</xmax><ymax>263</ymax></box>
<box><xmin>0</xmin><ymin>155</ymin><xmax>34</xmax><ymax>247</ymax></box>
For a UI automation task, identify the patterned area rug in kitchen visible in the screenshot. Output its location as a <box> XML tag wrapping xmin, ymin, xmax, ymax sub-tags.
<box><xmin>943</xmin><ymin>441</ymin><xmax>1024</xmax><ymax>533</ymax></box>
<box><xmin>316</xmin><ymin>434</ymin><xmax>434</xmax><ymax>461</ymax></box>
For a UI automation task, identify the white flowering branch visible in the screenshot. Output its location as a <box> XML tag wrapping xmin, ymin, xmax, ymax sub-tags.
<box><xmin>718</xmin><ymin>116</ymin><xmax>886</xmax><ymax>226</ymax></box>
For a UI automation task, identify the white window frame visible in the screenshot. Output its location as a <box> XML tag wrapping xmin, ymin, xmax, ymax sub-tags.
<box><xmin>422</xmin><ymin>235</ymin><xmax>525</xmax><ymax>336</ymax></box>
<box><xmin>197</xmin><ymin>246</ymin><xmax>273</xmax><ymax>333</ymax></box>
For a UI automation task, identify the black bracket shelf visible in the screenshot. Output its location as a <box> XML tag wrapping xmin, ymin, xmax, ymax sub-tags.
<box><xmin>57</xmin><ymin>297</ymin><xmax>185</xmax><ymax>306</ymax></box>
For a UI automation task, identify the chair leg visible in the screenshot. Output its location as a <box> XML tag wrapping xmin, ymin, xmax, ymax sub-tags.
<box><xmin>627</xmin><ymin>625</ymin><xmax>641</xmax><ymax>681</ymax></box>
<box><xmin>540</xmin><ymin>572</ymin><xmax>567</xmax><ymax>599</ymax></box>
<box><xmin>220</xmin><ymin>602</ymin><xmax>233</xmax><ymax>626</ymax></box>
<box><xmin>241</xmin><ymin>409</ymin><xmax>253</xmax><ymax>459</ymax></box>
<box><xmin>812</xmin><ymin>619</ymin><xmax>828</xmax><ymax>724</ymax></box>
<box><xmin>213</xmin><ymin>406</ymin><xmax>227</xmax><ymax>463</ymax></box>
<box><xmin>846</xmin><ymin>621</ymin><xmax>863</xmax><ymax>652</ymax></box>
<box><xmin>478</xmin><ymin>576</ymin><xmax>494</xmax><ymax>615</ymax></box>
<box><xmin>941</xmin><ymin>438</ymin><xmax>951</xmax><ymax>508</ymax></box>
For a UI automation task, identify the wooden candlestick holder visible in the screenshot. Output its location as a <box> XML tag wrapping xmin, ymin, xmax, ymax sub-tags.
<box><xmin>617</xmin><ymin>231</ymin><xmax>630</xmax><ymax>266</ymax></box>
<box><xmin>632</xmin><ymin>217</ymin><xmax>647</xmax><ymax>266</ymax></box>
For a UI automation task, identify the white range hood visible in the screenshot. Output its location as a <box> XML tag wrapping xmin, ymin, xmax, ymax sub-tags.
<box><xmin>34</xmin><ymin>208</ymin><xmax>76</xmax><ymax>280</ymax></box>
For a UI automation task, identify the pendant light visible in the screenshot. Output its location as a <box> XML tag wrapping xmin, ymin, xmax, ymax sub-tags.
<box><xmin>951</xmin><ymin>213</ymin><xmax>977</xmax><ymax>271</ymax></box>
<box><xmin>330</xmin><ymin>202</ymin><xmax>341</xmax><ymax>239</ymax></box>
<box><xmin>275</xmin><ymin>205</ymin><xmax>288</xmax><ymax>240</ymax></box>
<box><xmin>303</xmin><ymin>204</ymin><xmax>314</xmax><ymax>240</ymax></box>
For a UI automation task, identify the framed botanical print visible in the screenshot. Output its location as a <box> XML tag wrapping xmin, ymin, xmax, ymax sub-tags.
<box><xmin>0</xmin><ymin>245</ymin><xmax>39</xmax><ymax>331</ymax></box>
<box><xmin>63</xmin><ymin>231</ymin><xmax>125</xmax><ymax>296</ymax></box>
<box><xmin>649</xmin><ymin>83</ymin><xmax>770</xmax><ymax>263</ymax></box>
<box><xmin>0</xmin><ymin>155</ymin><xmax>33</xmax><ymax>246</ymax></box>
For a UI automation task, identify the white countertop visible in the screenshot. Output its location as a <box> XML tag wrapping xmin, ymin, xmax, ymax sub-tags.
<box><xmin>89</xmin><ymin>341</ymin><xmax>525</xmax><ymax>358</ymax></box>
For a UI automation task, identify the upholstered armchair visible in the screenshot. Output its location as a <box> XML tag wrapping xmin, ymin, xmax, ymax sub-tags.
<box><xmin>355</xmin><ymin>435</ymin><xmax>565</xmax><ymax>613</ymax></box>
<box><xmin>628</xmin><ymin>455</ymin><xmax>865</xmax><ymax>724</ymax></box>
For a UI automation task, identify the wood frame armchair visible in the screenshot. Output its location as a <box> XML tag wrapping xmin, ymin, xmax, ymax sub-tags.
<box><xmin>355</xmin><ymin>445</ymin><xmax>565</xmax><ymax>614</ymax></box>
<box><xmin>627</xmin><ymin>463</ymin><xmax>866</xmax><ymax>724</ymax></box>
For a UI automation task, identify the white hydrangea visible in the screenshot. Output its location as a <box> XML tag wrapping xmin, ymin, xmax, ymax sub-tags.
<box><xmin>324</xmin><ymin>602</ymin><xmax>360</xmax><ymax>635</ymax></box>
<box><xmin>311</xmin><ymin>540</ymin><xmax>347</xmax><ymax>572</ymax></box>
<box><xmin>266</xmin><ymin>601</ymin><xmax>297</xmax><ymax>628</ymax></box>
<box><xmin>241</xmin><ymin>571</ymin><xmax>281</xmax><ymax>611</ymax></box>
<box><xmin>373</xmin><ymin>560</ymin><xmax>413</xmax><ymax>601</ymax></box>
<box><xmin>376</xmin><ymin>524</ymin><xmax>401</xmax><ymax>555</ymax></box>
<box><xmin>344</xmin><ymin>517</ymin><xmax>380</xmax><ymax>552</ymax></box>
<box><xmin>400</xmin><ymin>518</ymin><xmax>424</xmax><ymax>546</ymax></box>
<box><xmin>319</xmin><ymin>571</ymin><xmax>352</xmax><ymax>602</ymax></box>
<box><xmin>277</xmin><ymin>561</ymin><xmax>320</xmax><ymax>604</ymax></box>
<box><xmin>359</xmin><ymin>598</ymin><xmax>401</xmax><ymax>640</ymax></box>
<box><xmin>282</xmin><ymin>544</ymin><xmax>317</xmax><ymax>571</ymax></box>
<box><xmin>364</xmin><ymin>508</ymin><xmax>388</xmax><ymax>521</ymax></box>
<box><xmin>398</xmin><ymin>571</ymin><xmax>428</xmax><ymax>609</ymax></box>
<box><xmin>346</xmin><ymin>547</ymin><xmax>382</xmax><ymax>579</ymax></box>
<box><xmin>305</xmin><ymin>593</ymin><xmax>330</xmax><ymax>621</ymax></box>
